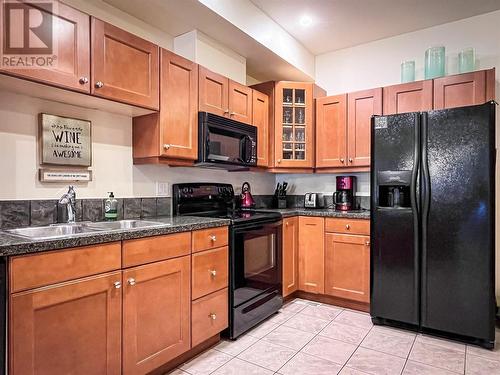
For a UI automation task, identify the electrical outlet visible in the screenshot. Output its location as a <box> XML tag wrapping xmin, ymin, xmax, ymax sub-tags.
<box><xmin>156</xmin><ymin>182</ymin><xmax>169</xmax><ymax>197</ymax></box>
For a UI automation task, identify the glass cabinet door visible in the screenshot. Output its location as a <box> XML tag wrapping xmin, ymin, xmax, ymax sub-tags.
<box><xmin>281</xmin><ymin>88</ymin><xmax>307</xmax><ymax>161</ymax></box>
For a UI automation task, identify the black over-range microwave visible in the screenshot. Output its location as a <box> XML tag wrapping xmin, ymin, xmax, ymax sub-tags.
<box><xmin>197</xmin><ymin>112</ymin><xmax>257</xmax><ymax>170</ymax></box>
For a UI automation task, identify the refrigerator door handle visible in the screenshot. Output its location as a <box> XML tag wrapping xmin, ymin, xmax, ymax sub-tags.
<box><xmin>420</xmin><ymin>112</ymin><xmax>431</xmax><ymax>322</ymax></box>
<box><xmin>411</xmin><ymin>113</ymin><xmax>421</xmax><ymax>322</ymax></box>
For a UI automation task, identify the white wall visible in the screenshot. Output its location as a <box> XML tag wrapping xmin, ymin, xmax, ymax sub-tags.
<box><xmin>316</xmin><ymin>10</ymin><xmax>500</xmax><ymax>94</ymax></box>
<box><xmin>315</xmin><ymin>10</ymin><xmax>500</xmax><ymax>300</ymax></box>
<box><xmin>0</xmin><ymin>91</ymin><xmax>275</xmax><ymax>200</ymax></box>
<box><xmin>275</xmin><ymin>173</ymin><xmax>370</xmax><ymax>197</ymax></box>
<box><xmin>174</xmin><ymin>30</ymin><xmax>247</xmax><ymax>84</ymax></box>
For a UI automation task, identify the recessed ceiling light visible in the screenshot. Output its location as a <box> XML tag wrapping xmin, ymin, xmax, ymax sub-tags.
<box><xmin>299</xmin><ymin>15</ymin><xmax>313</xmax><ymax>27</ymax></box>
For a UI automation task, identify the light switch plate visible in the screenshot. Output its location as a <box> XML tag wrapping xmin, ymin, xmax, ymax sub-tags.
<box><xmin>156</xmin><ymin>182</ymin><xmax>169</xmax><ymax>197</ymax></box>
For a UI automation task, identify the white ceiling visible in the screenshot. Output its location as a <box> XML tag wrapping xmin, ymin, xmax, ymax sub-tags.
<box><xmin>250</xmin><ymin>0</ymin><xmax>500</xmax><ymax>55</ymax></box>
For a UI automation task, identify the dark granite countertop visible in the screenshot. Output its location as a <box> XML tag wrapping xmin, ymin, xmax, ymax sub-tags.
<box><xmin>259</xmin><ymin>208</ymin><xmax>371</xmax><ymax>219</ymax></box>
<box><xmin>0</xmin><ymin>216</ymin><xmax>230</xmax><ymax>257</ymax></box>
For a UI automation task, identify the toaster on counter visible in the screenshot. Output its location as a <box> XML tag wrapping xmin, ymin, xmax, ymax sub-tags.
<box><xmin>304</xmin><ymin>193</ymin><xmax>325</xmax><ymax>208</ymax></box>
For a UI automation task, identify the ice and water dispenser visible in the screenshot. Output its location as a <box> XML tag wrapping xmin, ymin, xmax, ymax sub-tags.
<box><xmin>377</xmin><ymin>171</ymin><xmax>412</xmax><ymax>208</ymax></box>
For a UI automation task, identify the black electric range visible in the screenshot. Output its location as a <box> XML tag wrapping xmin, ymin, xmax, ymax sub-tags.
<box><xmin>172</xmin><ymin>183</ymin><xmax>283</xmax><ymax>339</ymax></box>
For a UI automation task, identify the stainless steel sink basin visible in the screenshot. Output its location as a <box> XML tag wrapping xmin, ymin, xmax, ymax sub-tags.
<box><xmin>84</xmin><ymin>220</ymin><xmax>165</xmax><ymax>231</ymax></box>
<box><xmin>5</xmin><ymin>223</ymin><xmax>102</xmax><ymax>240</ymax></box>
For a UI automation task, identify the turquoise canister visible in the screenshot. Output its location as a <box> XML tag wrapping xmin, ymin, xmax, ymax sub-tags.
<box><xmin>425</xmin><ymin>46</ymin><xmax>445</xmax><ymax>79</ymax></box>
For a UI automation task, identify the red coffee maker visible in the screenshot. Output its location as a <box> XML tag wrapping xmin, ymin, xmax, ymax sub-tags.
<box><xmin>334</xmin><ymin>176</ymin><xmax>356</xmax><ymax>211</ymax></box>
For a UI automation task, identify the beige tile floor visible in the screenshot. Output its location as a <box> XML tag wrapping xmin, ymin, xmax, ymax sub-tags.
<box><xmin>169</xmin><ymin>298</ymin><xmax>500</xmax><ymax>375</ymax></box>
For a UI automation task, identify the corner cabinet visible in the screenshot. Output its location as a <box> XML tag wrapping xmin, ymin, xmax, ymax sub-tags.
<box><xmin>0</xmin><ymin>1</ymin><xmax>91</xmax><ymax>93</ymax></box>
<box><xmin>133</xmin><ymin>49</ymin><xmax>199</xmax><ymax>166</ymax></box>
<box><xmin>91</xmin><ymin>18</ymin><xmax>159</xmax><ymax>110</ymax></box>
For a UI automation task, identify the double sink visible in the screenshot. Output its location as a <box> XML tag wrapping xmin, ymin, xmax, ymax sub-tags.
<box><xmin>5</xmin><ymin>220</ymin><xmax>167</xmax><ymax>240</ymax></box>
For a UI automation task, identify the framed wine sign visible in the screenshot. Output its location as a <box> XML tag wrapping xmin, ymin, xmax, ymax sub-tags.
<box><xmin>39</xmin><ymin>113</ymin><xmax>92</xmax><ymax>166</ymax></box>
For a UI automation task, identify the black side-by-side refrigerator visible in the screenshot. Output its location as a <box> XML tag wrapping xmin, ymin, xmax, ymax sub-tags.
<box><xmin>370</xmin><ymin>102</ymin><xmax>496</xmax><ymax>349</ymax></box>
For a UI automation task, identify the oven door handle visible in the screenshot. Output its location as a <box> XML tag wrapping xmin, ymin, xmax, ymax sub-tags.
<box><xmin>233</xmin><ymin>221</ymin><xmax>282</xmax><ymax>233</ymax></box>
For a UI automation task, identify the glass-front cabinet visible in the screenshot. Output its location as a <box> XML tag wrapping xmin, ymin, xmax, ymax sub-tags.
<box><xmin>275</xmin><ymin>82</ymin><xmax>314</xmax><ymax>168</ymax></box>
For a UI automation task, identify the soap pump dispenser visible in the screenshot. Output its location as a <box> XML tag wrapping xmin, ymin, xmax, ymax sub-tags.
<box><xmin>105</xmin><ymin>192</ymin><xmax>118</xmax><ymax>221</ymax></box>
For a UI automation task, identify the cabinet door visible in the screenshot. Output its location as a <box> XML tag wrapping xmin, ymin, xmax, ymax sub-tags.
<box><xmin>229</xmin><ymin>80</ymin><xmax>253</xmax><ymax>124</ymax></box>
<box><xmin>0</xmin><ymin>1</ymin><xmax>90</xmax><ymax>92</ymax></box>
<box><xmin>10</xmin><ymin>272</ymin><xmax>122</xmax><ymax>375</ymax></box>
<box><xmin>347</xmin><ymin>88</ymin><xmax>382</xmax><ymax>167</ymax></box>
<box><xmin>160</xmin><ymin>49</ymin><xmax>198</xmax><ymax>160</ymax></box>
<box><xmin>315</xmin><ymin>94</ymin><xmax>348</xmax><ymax>168</ymax></box>
<box><xmin>383</xmin><ymin>80</ymin><xmax>433</xmax><ymax>115</ymax></box>
<box><xmin>433</xmin><ymin>70</ymin><xmax>490</xmax><ymax>110</ymax></box>
<box><xmin>199</xmin><ymin>66</ymin><xmax>229</xmax><ymax>117</ymax></box>
<box><xmin>253</xmin><ymin>90</ymin><xmax>270</xmax><ymax>167</ymax></box>
<box><xmin>325</xmin><ymin>233</ymin><xmax>370</xmax><ymax>303</ymax></box>
<box><xmin>283</xmin><ymin>217</ymin><xmax>299</xmax><ymax>297</ymax></box>
<box><xmin>123</xmin><ymin>256</ymin><xmax>191</xmax><ymax>375</ymax></box>
<box><xmin>91</xmin><ymin>18</ymin><xmax>159</xmax><ymax>110</ymax></box>
<box><xmin>274</xmin><ymin>82</ymin><xmax>314</xmax><ymax>168</ymax></box>
<box><xmin>298</xmin><ymin>216</ymin><xmax>325</xmax><ymax>294</ymax></box>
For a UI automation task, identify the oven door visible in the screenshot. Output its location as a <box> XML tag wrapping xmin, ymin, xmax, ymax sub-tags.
<box><xmin>231</xmin><ymin>220</ymin><xmax>282</xmax><ymax>308</ymax></box>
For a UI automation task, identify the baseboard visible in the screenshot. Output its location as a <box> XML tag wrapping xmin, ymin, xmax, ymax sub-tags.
<box><xmin>286</xmin><ymin>290</ymin><xmax>370</xmax><ymax>313</ymax></box>
<box><xmin>147</xmin><ymin>334</ymin><xmax>221</xmax><ymax>375</ymax></box>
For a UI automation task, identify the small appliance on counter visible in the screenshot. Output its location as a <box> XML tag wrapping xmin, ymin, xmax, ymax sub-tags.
<box><xmin>273</xmin><ymin>182</ymin><xmax>288</xmax><ymax>208</ymax></box>
<box><xmin>240</xmin><ymin>182</ymin><xmax>255</xmax><ymax>208</ymax></box>
<box><xmin>333</xmin><ymin>176</ymin><xmax>356</xmax><ymax>211</ymax></box>
<box><xmin>304</xmin><ymin>193</ymin><xmax>324</xmax><ymax>208</ymax></box>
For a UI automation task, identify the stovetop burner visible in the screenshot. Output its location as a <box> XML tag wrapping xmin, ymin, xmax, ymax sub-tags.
<box><xmin>172</xmin><ymin>183</ymin><xmax>282</xmax><ymax>225</ymax></box>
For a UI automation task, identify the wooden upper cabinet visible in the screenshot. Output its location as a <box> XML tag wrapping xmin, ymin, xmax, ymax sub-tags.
<box><xmin>123</xmin><ymin>256</ymin><xmax>191</xmax><ymax>375</ymax></box>
<box><xmin>316</xmin><ymin>94</ymin><xmax>348</xmax><ymax>168</ymax></box>
<box><xmin>325</xmin><ymin>233</ymin><xmax>370</xmax><ymax>303</ymax></box>
<box><xmin>10</xmin><ymin>272</ymin><xmax>122</xmax><ymax>375</ymax></box>
<box><xmin>383</xmin><ymin>80</ymin><xmax>433</xmax><ymax>115</ymax></box>
<box><xmin>253</xmin><ymin>90</ymin><xmax>270</xmax><ymax>167</ymax></box>
<box><xmin>433</xmin><ymin>68</ymin><xmax>495</xmax><ymax>110</ymax></box>
<box><xmin>91</xmin><ymin>18</ymin><xmax>159</xmax><ymax>110</ymax></box>
<box><xmin>0</xmin><ymin>1</ymin><xmax>90</xmax><ymax>93</ymax></box>
<box><xmin>298</xmin><ymin>216</ymin><xmax>325</xmax><ymax>294</ymax></box>
<box><xmin>199</xmin><ymin>66</ymin><xmax>229</xmax><ymax>116</ymax></box>
<box><xmin>283</xmin><ymin>217</ymin><xmax>299</xmax><ymax>297</ymax></box>
<box><xmin>160</xmin><ymin>49</ymin><xmax>198</xmax><ymax>160</ymax></box>
<box><xmin>229</xmin><ymin>81</ymin><xmax>253</xmax><ymax>124</ymax></box>
<box><xmin>347</xmin><ymin>88</ymin><xmax>382</xmax><ymax>167</ymax></box>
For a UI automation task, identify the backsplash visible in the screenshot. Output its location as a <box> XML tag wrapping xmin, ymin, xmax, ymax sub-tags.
<box><xmin>0</xmin><ymin>198</ymin><xmax>171</xmax><ymax>229</ymax></box>
<box><xmin>0</xmin><ymin>194</ymin><xmax>370</xmax><ymax>229</ymax></box>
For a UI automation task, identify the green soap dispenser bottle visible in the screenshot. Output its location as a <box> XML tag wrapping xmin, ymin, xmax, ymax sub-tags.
<box><xmin>105</xmin><ymin>192</ymin><xmax>118</xmax><ymax>221</ymax></box>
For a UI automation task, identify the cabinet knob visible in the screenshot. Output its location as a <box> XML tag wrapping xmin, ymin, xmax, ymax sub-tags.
<box><xmin>163</xmin><ymin>144</ymin><xmax>171</xmax><ymax>150</ymax></box>
<box><xmin>210</xmin><ymin>235</ymin><xmax>217</xmax><ymax>242</ymax></box>
<box><xmin>95</xmin><ymin>81</ymin><xmax>104</xmax><ymax>88</ymax></box>
<box><xmin>348</xmin><ymin>158</ymin><xmax>353</xmax><ymax>163</ymax></box>
<box><xmin>277</xmin><ymin>159</ymin><xmax>282</xmax><ymax>163</ymax></box>
<box><xmin>230</xmin><ymin>112</ymin><xmax>236</xmax><ymax>116</ymax></box>
<box><xmin>113</xmin><ymin>281</ymin><xmax>121</xmax><ymax>289</ymax></box>
<box><xmin>345</xmin><ymin>224</ymin><xmax>350</xmax><ymax>230</ymax></box>
<box><xmin>209</xmin><ymin>269</ymin><xmax>217</xmax><ymax>278</ymax></box>
<box><xmin>285</xmin><ymin>221</ymin><xmax>289</xmax><ymax>226</ymax></box>
<box><xmin>208</xmin><ymin>313</ymin><xmax>217</xmax><ymax>320</ymax></box>
<box><xmin>365</xmin><ymin>241</ymin><xmax>370</xmax><ymax>246</ymax></box>
<box><xmin>340</xmin><ymin>158</ymin><xmax>345</xmax><ymax>163</ymax></box>
<box><xmin>79</xmin><ymin>77</ymin><xmax>89</xmax><ymax>85</ymax></box>
<box><xmin>224</xmin><ymin>109</ymin><xmax>230</xmax><ymax>115</ymax></box>
<box><xmin>127</xmin><ymin>278</ymin><xmax>136</xmax><ymax>286</ymax></box>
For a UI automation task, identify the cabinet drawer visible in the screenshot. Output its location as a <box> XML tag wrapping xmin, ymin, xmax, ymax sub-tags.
<box><xmin>192</xmin><ymin>227</ymin><xmax>228</xmax><ymax>253</ymax></box>
<box><xmin>325</xmin><ymin>218</ymin><xmax>369</xmax><ymax>235</ymax></box>
<box><xmin>122</xmin><ymin>232</ymin><xmax>191</xmax><ymax>267</ymax></box>
<box><xmin>10</xmin><ymin>242</ymin><xmax>121</xmax><ymax>293</ymax></box>
<box><xmin>192</xmin><ymin>288</ymin><xmax>228</xmax><ymax>346</ymax></box>
<box><xmin>192</xmin><ymin>247</ymin><xmax>228</xmax><ymax>300</ymax></box>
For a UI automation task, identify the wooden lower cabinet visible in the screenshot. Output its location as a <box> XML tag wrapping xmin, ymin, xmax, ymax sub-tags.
<box><xmin>192</xmin><ymin>288</ymin><xmax>228</xmax><ymax>347</ymax></box>
<box><xmin>298</xmin><ymin>216</ymin><xmax>325</xmax><ymax>294</ymax></box>
<box><xmin>282</xmin><ymin>217</ymin><xmax>299</xmax><ymax>297</ymax></box>
<box><xmin>10</xmin><ymin>272</ymin><xmax>122</xmax><ymax>375</ymax></box>
<box><xmin>122</xmin><ymin>256</ymin><xmax>191</xmax><ymax>375</ymax></box>
<box><xmin>325</xmin><ymin>233</ymin><xmax>370</xmax><ymax>303</ymax></box>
